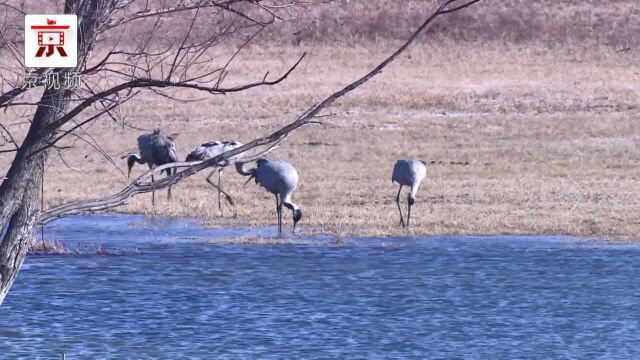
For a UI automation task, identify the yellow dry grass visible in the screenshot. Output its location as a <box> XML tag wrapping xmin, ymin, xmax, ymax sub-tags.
<box><xmin>28</xmin><ymin>239</ymin><xmax>71</xmax><ymax>255</ymax></box>
<box><xmin>2</xmin><ymin>41</ymin><xmax>639</xmax><ymax>239</ymax></box>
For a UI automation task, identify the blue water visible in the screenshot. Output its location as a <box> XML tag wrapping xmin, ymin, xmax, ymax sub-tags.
<box><xmin>1</xmin><ymin>215</ymin><xmax>639</xmax><ymax>359</ymax></box>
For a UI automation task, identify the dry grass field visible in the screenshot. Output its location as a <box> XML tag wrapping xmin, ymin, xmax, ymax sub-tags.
<box><xmin>1</xmin><ymin>1</ymin><xmax>639</xmax><ymax>239</ymax></box>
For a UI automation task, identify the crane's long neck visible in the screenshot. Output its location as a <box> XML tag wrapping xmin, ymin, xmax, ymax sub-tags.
<box><xmin>127</xmin><ymin>154</ymin><xmax>146</xmax><ymax>178</ymax></box>
<box><xmin>409</xmin><ymin>184</ymin><xmax>420</xmax><ymax>201</ymax></box>
<box><xmin>128</xmin><ymin>154</ymin><xmax>145</xmax><ymax>165</ymax></box>
<box><xmin>282</xmin><ymin>193</ymin><xmax>302</xmax><ymax>230</ymax></box>
<box><xmin>282</xmin><ymin>197</ymin><xmax>299</xmax><ymax>212</ymax></box>
<box><xmin>408</xmin><ymin>179</ymin><xmax>424</xmax><ymax>205</ymax></box>
<box><xmin>234</xmin><ymin>162</ymin><xmax>255</xmax><ymax>177</ymax></box>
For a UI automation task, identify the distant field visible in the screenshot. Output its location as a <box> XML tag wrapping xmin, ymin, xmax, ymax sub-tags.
<box><xmin>3</xmin><ymin>0</ymin><xmax>639</xmax><ymax>47</ymax></box>
<box><xmin>1</xmin><ymin>1</ymin><xmax>639</xmax><ymax>239</ymax></box>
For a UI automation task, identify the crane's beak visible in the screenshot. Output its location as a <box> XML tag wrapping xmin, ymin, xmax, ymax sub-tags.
<box><xmin>243</xmin><ymin>174</ymin><xmax>255</xmax><ymax>187</ymax></box>
<box><xmin>126</xmin><ymin>155</ymin><xmax>135</xmax><ymax>178</ymax></box>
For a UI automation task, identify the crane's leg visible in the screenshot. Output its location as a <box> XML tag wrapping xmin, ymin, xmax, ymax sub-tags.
<box><xmin>275</xmin><ymin>194</ymin><xmax>279</xmax><ymax>227</ymax></box>
<box><xmin>407</xmin><ymin>199</ymin><xmax>412</xmax><ymax>228</ymax></box>
<box><xmin>205</xmin><ymin>169</ymin><xmax>235</xmax><ymax>213</ymax></box>
<box><xmin>278</xmin><ymin>195</ymin><xmax>283</xmax><ymax>235</ymax></box>
<box><xmin>396</xmin><ymin>185</ymin><xmax>405</xmax><ymax>227</ymax></box>
<box><xmin>275</xmin><ymin>194</ymin><xmax>282</xmax><ymax>235</ymax></box>
<box><xmin>151</xmin><ymin>174</ymin><xmax>156</xmax><ymax>206</ymax></box>
<box><xmin>218</xmin><ymin>169</ymin><xmax>223</xmax><ymax>215</ymax></box>
<box><xmin>167</xmin><ymin>169</ymin><xmax>173</xmax><ymax>201</ymax></box>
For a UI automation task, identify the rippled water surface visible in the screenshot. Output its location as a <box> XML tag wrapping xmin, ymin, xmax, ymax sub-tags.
<box><xmin>1</xmin><ymin>215</ymin><xmax>640</xmax><ymax>359</ymax></box>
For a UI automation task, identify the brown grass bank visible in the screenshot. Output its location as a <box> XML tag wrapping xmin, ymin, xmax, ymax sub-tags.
<box><xmin>2</xmin><ymin>41</ymin><xmax>637</xmax><ymax>239</ymax></box>
<box><xmin>1</xmin><ymin>1</ymin><xmax>639</xmax><ymax>240</ymax></box>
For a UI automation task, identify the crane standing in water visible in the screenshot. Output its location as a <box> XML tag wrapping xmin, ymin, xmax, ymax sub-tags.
<box><xmin>237</xmin><ymin>159</ymin><xmax>302</xmax><ymax>234</ymax></box>
<box><xmin>126</xmin><ymin>129</ymin><xmax>177</xmax><ymax>205</ymax></box>
<box><xmin>185</xmin><ymin>140</ymin><xmax>244</xmax><ymax>215</ymax></box>
<box><xmin>392</xmin><ymin>159</ymin><xmax>427</xmax><ymax>227</ymax></box>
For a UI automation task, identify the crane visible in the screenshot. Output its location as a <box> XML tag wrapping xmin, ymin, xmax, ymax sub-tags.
<box><xmin>126</xmin><ymin>129</ymin><xmax>177</xmax><ymax>205</ymax></box>
<box><xmin>237</xmin><ymin>159</ymin><xmax>302</xmax><ymax>234</ymax></box>
<box><xmin>185</xmin><ymin>140</ymin><xmax>243</xmax><ymax>215</ymax></box>
<box><xmin>392</xmin><ymin>159</ymin><xmax>426</xmax><ymax>227</ymax></box>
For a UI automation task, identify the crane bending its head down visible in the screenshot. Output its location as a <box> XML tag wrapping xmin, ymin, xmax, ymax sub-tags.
<box><xmin>125</xmin><ymin>129</ymin><xmax>177</xmax><ymax>205</ymax></box>
<box><xmin>392</xmin><ymin>159</ymin><xmax>427</xmax><ymax>227</ymax></box>
<box><xmin>126</xmin><ymin>129</ymin><xmax>177</xmax><ymax>177</ymax></box>
<box><xmin>237</xmin><ymin>159</ymin><xmax>302</xmax><ymax>234</ymax></box>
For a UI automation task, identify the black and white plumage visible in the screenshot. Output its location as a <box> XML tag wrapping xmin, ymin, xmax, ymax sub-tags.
<box><xmin>126</xmin><ymin>129</ymin><xmax>177</xmax><ymax>205</ymax></box>
<box><xmin>237</xmin><ymin>159</ymin><xmax>302</xmax><ymax>234</ymax></box>
<box><xmin>392</xmin><ymin>159</ymin><xmax>427</xmax><ymax>227</ymax></box>
<box><xmin>185</xmin><ymin>140</ymin><xmax>243</xmax><ymax>214</ymax></box>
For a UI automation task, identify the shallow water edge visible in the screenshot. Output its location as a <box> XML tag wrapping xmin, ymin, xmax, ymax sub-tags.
<box><xmin>39</xmin><ymin>212</ymin><xmax>639</xmax><ymax>246</ymax></box>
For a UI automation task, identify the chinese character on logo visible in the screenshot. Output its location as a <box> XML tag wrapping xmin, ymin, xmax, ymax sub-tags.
<box><xmin>25</xmin><ymin>15</ymin><xmax>77</xmax><ymax>68</ymax></box>
<box><xmin>20</xmin><ymin>71</ymin><xmax>81</xmax><ymax>90</ymax></box>
<box><xmin>34</xmin><ymin>19</ymin><xmax>69</xmax><ymax>58</ymax></box>
<box><xmin>21</xmin><ymin>73</ymin><xmax>39</xmax><ymax>89</ymax></box>
<box><xmin>45</xmin><ymin>73</ymin><xmax>60</xmax><ymax>90</ymax></box>
<box><xmin>63</xmin><ymin>71</ymin><xmax>81</xmax><ymax>90</ymax></box>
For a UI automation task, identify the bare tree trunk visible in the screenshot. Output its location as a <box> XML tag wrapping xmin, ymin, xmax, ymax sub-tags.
<box><xmin>0</xmin><ymin>152</ymin><xmax>46</xmax><ymax>303</ymax></box>
<box><xmin>0</xmin><ymin>91</ymin><xmax>63</xmax><ymax>303</ymax></box>
<box><xmin>0</xmin><ymin>0</ymin><xmax>102</xmax><ymax>305</ymax></box>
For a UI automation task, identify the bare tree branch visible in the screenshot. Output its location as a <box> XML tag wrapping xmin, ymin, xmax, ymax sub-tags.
<box><xmin>0</xmin><ymin>2</ymin><xmax>27</xmax><ymax>15</ymax></box>
<box><xmin>37</xmin><ymin>52</ymin><xmax>307</xmax><ymax>139</ymax></box>
<box><xmin>102</xmin><ymin>0</ymin><xmax>280</xmax><ymax>31</ymax></box>
<box><xmin>0</xmin><ymin>123</ymin><xmax>19</xmax><ymax>150</ymax></box>
<box><xmin>0</xmin><ymin>87</ymin><xmax>29</xmax><ymax>107</ymax></box>
<box><xmin>29</xmin><ymin>91</ymin><xmax>137</xmax><ymax>156</ymax></box>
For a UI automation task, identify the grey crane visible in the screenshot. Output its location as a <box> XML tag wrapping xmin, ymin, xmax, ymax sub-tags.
<box><xmin>126</xmin><ymin>129</ymin><xmax>177</xmax><ymax>205</ymax></box>
<box><xmin>185</xmin><ymin>140</ymin><xmax>243</xmax><ymax>214</ymax></box>
<box><xmin>237</xmin><ymin>159</ymin><xmax>302</xmax><ymax>234</ymax></box>
<box><xmin>392</xmin><ymin>159</ymin><xmax>427</xmax><ymax>227</ymax></box>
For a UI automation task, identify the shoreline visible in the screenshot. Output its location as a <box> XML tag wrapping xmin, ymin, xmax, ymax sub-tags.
<box><xmin>40</xmin><ymin>211</ymin><xmax>640</xmax><ymax>243</ymax></box>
